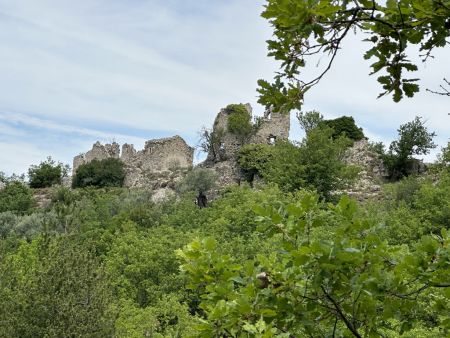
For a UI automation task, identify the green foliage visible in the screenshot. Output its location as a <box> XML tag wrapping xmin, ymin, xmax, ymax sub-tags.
<box><xmin>296</xmin><ymin>126</ymin><xmax>357</xmax><ymax>199</ymax></box>
<box><xmin>179</xmin><ymin>193</ymin><xmax>450</xmax><ymax>337</ymax></box>
<box><xmin>0</xmin><ymin>122</ymin><xmax>448</xmax><ymax>337</ymax></box>
<box><xmin>367</xmin><ymin>140</ymin><xmax>386</xmax><ymax>156</ymax></box>
<box><xmin>239</xmin><ymin>127</ymin><xmax>357</xmax><ymax>200</ymax></box>
<box><xmin>0</xmin><ymin>237</ymin><xmax>115</xmax><ymax>337</ymax></box>
<box><xmin>238</xmin><ymin>144</ymin><xmax>274</xmax><ymax>182</ymax></box>
<box><xmin>0</xmin><ymin>172</ymin><xmax>26</xmax><ymax>184</ymax></box>
<box><xmin>105</xmin><ymin>223</ymin><xmax>189</xmax><ymax>308</ymax></box>
<box><xmin>258</xmin><ymin>0</ymin><xmax>450</xmax><ymax>111</ymax></box>
<box><xmin>0</xmin><ymin>181</ymin><xmax>35</xmax><ymax>214</ymax></box>
<box><xmin>385</xmin><ymin>116</ymin><xmax>436</xmax><ymax>179</ymax></box>
<box><xmin>321</xmin><ymin>116</ymin><xmax>365</xmax><ymax>141</ymax></box>
<box><xmin>374</xmin><ymin>171</ymin><xmax>450</xmax><ymax>245</ymax></box>
<box><xmin>28</xmin><ymin>156</ymin><xmax>69</xmax><ymax>188</ymax></box>
<box><xmin>436</xmin><ymin>141</ymin><xmax>450</xmax><ymax>172</ymax></box>
<box><xmin>0</xmin><ymin>211</ymin><xmax>18</xmax><ymax>238</ymax></box>
<box><xmin>226</xmin><ymin>104</ymin><xmax>253</xmax><ymax>139</ymax></box>
<box><xmin>115</xmin><ymin>296</ymin><xmax>195</xmax><ymax>338</ymax></box>
<box><xmin>296</xmin><ymin>110</ymin><xmax>324</xmax><ymax>134</ymax></box>
<box><xmin>257</xmin><ymin>140</ymin><xmax>305</xmax><ymax>192</ymax></box>
<box><xmin>178</xmin><ymin>167</ymin><xmax>217</xmax><ymax>195</ymax></box>
<box><xmin>72</xmin><ymin>158</ymin><xmax>125</xmax><ymax>188</ymax></box>
<box><xmin>198</xmin><ymin>126</ymin><xmax>225</xmax><ymax>161</ymax></box>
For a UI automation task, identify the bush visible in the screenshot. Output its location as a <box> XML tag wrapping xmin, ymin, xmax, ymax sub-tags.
<box><xmin>297</xmin><ymin>126</ymin><xmax>357</xmax><ymax>199</ymax></box>
<box><xmin>178</xmin><ymin>167</ymin><xmax>217</xmax><ymax>207</ymax></box>
<box><xmin>0</xmin><ymin>181</ymin><xmax>35</xmax><ymax>214</ymax></box>
<box><xmin>226</xmin><ymin>104</ymin><xmax>253</xmax><ymax>139</ymax></box>
<box><xmin>0</xmin><ymin>212</ymin><xmax>18</xmax><ymax>238</ymax></box>
<box><xmin>436</xmin><ymin>141</ymin><xmax>450</xmax><ymax>172</ymax></box>
<box><xmin>238</xmin><ymin>144</ymin><xmax>274</xmax><ymax>182</ymax></box>
<box><xmin>28</xmin><ymin>157</ymin><xmax>69</xmax><ymax>188</ymax></box>
<box><xmin>238</xmin><ymin>127</ymin><xmax>357</xmax><ymax>200</ymax></box>
<box><xmin>320</xmin><ymin>116</ymin><xmax>365</xmax><ymax>141</ymax></box>
<box><xmin>72</xmin><ymin>158</ymin><xmax>125</xmax><ymax>188</ymax></box>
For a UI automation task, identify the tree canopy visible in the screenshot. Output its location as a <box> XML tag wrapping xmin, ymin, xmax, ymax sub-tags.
<box><xmin>257</xmin><ymin>0</ymin><xmax>450</xmax><ymax>112</ymax></box>
<box><xmin>383</xmin><ymin>116</ymin><xmax>437</xmax><ymax>178</ymax></box>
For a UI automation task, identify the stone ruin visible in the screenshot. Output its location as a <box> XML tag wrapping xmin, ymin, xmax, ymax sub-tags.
<box><xmin>72</xmin><ymin>104</ymin><xmax>291</xmax><ymax>194</ymax></box>
<box><xmin>73</xmin><ymin>135</ymin><xmax>194</xmax><ymax>192</ymax></box>
<box><xmin>341</xmin><ymin>139</ymin><xmax>388</xmax><ymax>201</ymax></box>
<box><xmin>202</xmin><ymin>104</ymin><xmax>291</xmax><ymax>186</ymax></box>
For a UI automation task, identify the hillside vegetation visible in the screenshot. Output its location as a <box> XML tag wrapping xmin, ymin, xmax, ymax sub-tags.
<box><xmin>0</xmin><ymin>116</ymin><xmax>449</xmax><ymax>337</ymax></box>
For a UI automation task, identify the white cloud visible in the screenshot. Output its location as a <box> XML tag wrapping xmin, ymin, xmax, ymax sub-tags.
<box><xmin>0</xmin><ymin>0</ymin><xmax>448</xmax><ymax>174</ymax></box>
<box><xmin>0</xmin><ymin>142</ymin><xmax>48</xmax><ymax>175</ymax></box>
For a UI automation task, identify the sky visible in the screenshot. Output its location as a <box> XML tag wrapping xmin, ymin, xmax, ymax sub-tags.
<box><xmin>0</xmin><ymin>0</ymin><xmax>449</xmax><ymax>175</ymax></box>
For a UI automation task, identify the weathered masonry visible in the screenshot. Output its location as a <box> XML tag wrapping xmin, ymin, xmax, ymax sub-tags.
<box><xmin>72</xmin><ymin>104</ymin><xmax>291</xmax><ymax>190</ymax></box>
<box><xmin>73</xmin><ymin>135</ymin><xmax>194</xmax><ymax>189</ymax></box>
<box><xmin>202</xmin><ymin>104</ymin><xmax>291</xmax><ymax>186</ymax></box>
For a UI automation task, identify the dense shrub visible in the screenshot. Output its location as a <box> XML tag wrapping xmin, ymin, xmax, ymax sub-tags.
<box><xmin>72</xmin><ymin>158</ymin><xmax>125</xmax><ymax>188</ymax></box>
<box><xmin>238</xmin><ymin>143</ymin><xmax>274</xmax><ymax>182</ymax></box>
<box><xmin>0</xmin><ymin>212</ymin><xmax>18</xmax><ymax>238</ymax></box>
<box><xmin>0</xmin><ymin>238</ymin><xmax>115</xmax><ymax>337</ymax></box>
<box><xmin>28</xmin><ymin>157</ymin><xmax>69</xmax><ymax>188</ymax></box>
<box><xmin>0</xmin><ymin>172</ymin><xmax>26</xmax><ymax>184</ymax></box>
<box><xmin>226</xmin><ymin>104</ymin><xmax>253</xmax><ymax>139</ymax></box>
<box><xmin>178</xmin><ymin>167</ymin><xmax>217</xmax><ymax>207</ymax></box>
<box><xmin>320</xmin><ymin>116</ymin><xmax>365</xmax><ymax>141</ymax></box>
<box><xmin>0</xmin><ymin>181</ymin><xmax>35</xmax><ymax>214</ymax></box>
<box><xmin>238</xmin><ymin>127</ymin><xmax>357</xmax><ymax>200</ymax></box>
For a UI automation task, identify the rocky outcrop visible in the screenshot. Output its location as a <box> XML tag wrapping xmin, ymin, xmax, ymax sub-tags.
<box><xmin>0</xmin><ymin>181</ymin><xmax>5</xmax><ymax>191</ymax></box>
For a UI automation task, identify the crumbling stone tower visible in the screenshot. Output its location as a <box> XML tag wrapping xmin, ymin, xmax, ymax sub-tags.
<box><xmin>203</xmin><ymin>104</ymin><xmax>290</xmax><ymax>186</ymax></box>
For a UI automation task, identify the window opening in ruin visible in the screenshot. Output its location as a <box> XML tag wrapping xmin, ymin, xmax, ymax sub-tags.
<box><xmin>268</xmin><ymin>135</ymin><xmax>276</xmax><ymax>145</ymax></box>
<box><xmin>264</xmin><ymin>106</ymin><xmax>273</xmax><ymax>120</ymax></box>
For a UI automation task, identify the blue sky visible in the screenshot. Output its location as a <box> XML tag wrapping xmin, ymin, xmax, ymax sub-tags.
<box><xmin>0</xmin><ymin>0</ymin><xmax>449</xmax><ymax>175</ymax></box>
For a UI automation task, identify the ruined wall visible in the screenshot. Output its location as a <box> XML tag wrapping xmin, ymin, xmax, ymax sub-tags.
<box><xmin>73</xmin><ymin>136</ymin><xmax>194</xmax><ymax>189</ymax></box>
<box><xmin>250</xmin><ymin>112</ymin><xmax>290</xmax><ymax>145</ymax></box>
<box><xmin>122</xmin><ymin>136</ymin><xmax>194</xmax><ymax>188</ymax></box>
<box><xmin>72</xmin><ymin>104</ymin><xmax>290</xmax><ymax>191</ymax></box>
<box><xmin>203</xmin><ymin>104</ymin><xmax>291</xmax><ymax>186</ymax></box>
<box><xmin>341</xmin><ymin>139</ymin><xmax>388</xmax><ymax>201</ymax></box>
<box><xmin>73</xmin><ymin>141</ymin><xmax>120</xmax><ymax>174</ymax></box>
<box><xmin>206</xmin><ymin>104</ymin><xmax>253</xmax><ymax>163</ymax></box>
